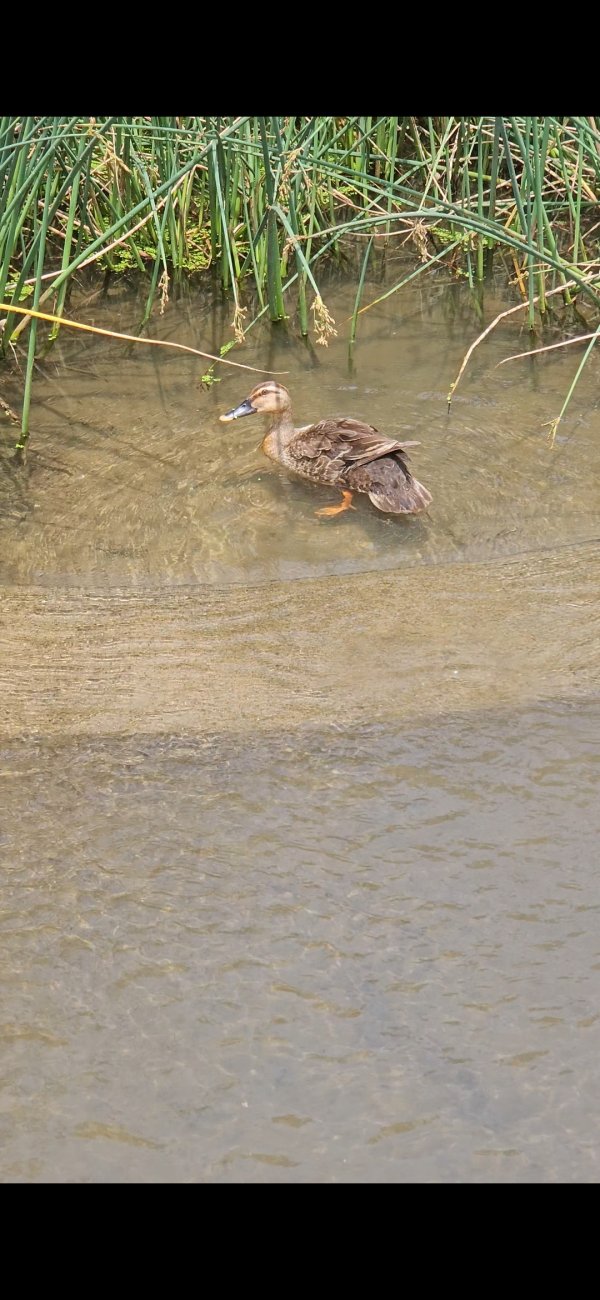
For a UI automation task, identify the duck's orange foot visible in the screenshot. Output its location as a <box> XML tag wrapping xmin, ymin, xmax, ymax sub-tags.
<box><xmin>315</xmin><ymin>490</ymin><xmax>355</xmax><ymax>519</ymax></box>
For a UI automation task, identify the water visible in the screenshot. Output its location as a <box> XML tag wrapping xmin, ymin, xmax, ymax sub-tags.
<box><xmin>2</xmin><ymin>270</ymin><xmax>599</xmax><ymax>587</ymax></box>
<box><xmin>1</xmin><ymin>264</ymin><xmax>599</xmax><ymax>1181</ymax></box>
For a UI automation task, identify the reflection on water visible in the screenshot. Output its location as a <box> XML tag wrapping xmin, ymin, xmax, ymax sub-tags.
<box><xmin>1</xmin><ymin>263</ymin><xmax>600</xmax><ymax>1182</ymax></box>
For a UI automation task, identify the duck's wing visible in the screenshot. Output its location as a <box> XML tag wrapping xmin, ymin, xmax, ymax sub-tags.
<box><xmin>290</xmin><ymin>418</ymin><xmax>420</xmax><ymax>469</ymax></box>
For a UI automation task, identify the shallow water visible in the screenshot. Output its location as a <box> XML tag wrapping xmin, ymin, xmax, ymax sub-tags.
<box><xmin>1</xmin><ymin>264</ymin><xmax>599</xmax><ymax>1181</ymax></box>
<box><xmin>2</xmin><ymin>268</ymin><xmax>599</xmax><ymax>587</ymax></box>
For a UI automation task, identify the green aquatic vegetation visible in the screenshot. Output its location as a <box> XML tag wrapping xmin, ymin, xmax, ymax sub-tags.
<box><xmin>1</xmin><ymin>116</ymin><xmax>600</xmax><ymax>450</ymax></box>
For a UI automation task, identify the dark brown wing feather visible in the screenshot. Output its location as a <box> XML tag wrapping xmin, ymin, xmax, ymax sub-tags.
<box><xmin>346</xmin><ymin>457</ymin><xmax>432</xmax><ymax>512</ymax></box>
<box><xmin>289</xmin><ymin>418</ymin><xmax>420</xmax><ymax>473</ymax></box>
<box><xmin>288</xmin><ymin>418</ymin><xmax>431</xmax><ymax>513</ymax></box>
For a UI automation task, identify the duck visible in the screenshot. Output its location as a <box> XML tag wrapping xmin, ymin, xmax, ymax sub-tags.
<box><xmin>219</xmin><ymin>382</ymin><xmax>432</xmax><ymax>517</ymax></box>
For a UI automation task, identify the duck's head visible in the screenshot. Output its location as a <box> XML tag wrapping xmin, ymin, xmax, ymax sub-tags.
<box><xmin>219</xmin><ymin>381</ymin><xmax>291</xmax><ymax>422</ymax></box>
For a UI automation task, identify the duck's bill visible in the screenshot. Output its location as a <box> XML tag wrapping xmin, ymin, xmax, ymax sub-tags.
<box><xmin>219</xmin><ymin>397</ymin><xmax>256</xmax><ymax>423</ymax></box>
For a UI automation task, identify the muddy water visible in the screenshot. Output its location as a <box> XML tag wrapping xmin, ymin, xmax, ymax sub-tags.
<box><xmin>1</xmin><ymin>266</ymin><xmax>600</xmax><ymax>1182</ymax></box>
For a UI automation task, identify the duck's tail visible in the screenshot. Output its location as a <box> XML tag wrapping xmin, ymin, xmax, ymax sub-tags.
<box><xmin>346</xmin><ymin>449</ymin><xmax>432</xmax><ymax>515</ymax></box>
<box><xmin>368</xmin><ymin>475</ymin><xmax>432</xmax><ymax>514</ymax></box>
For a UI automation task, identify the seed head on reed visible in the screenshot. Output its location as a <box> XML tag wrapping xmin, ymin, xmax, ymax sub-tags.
<box><xmin>405</xmin><ymin>219</ymin><xmax>431</xmax><ymax>263</ymax></box>
<box><xmin>279</xmin><ymin>147</ymin><xmax>302</xmax><ymax>204</ymax></box>
<box><xmin>231</xmin><ymin>303</ymin><xmax>247</xmax><ymax>345</ymax></box>
<box><xmin>159</xmin><ymin>269</ymin><xmax>170</xmax><ymax>315</ymax></box>
<box><xmin>311</xmin><ymin>295</ymin><xmax>337</xmax><ymax>347</ymax></box>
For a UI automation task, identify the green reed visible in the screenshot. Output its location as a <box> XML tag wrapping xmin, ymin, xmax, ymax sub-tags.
<box><xmin>2</xmin><ymin>117</ymin><xmax>600</xmax><ymax>448</ymax></box>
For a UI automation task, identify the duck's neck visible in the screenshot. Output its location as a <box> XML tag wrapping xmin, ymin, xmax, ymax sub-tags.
<box><xmin>265</xmin><ymin>408</ymin><xmax>295</xmax><ymax>452</ymax></box>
